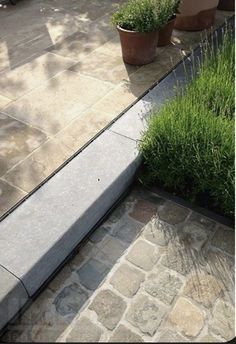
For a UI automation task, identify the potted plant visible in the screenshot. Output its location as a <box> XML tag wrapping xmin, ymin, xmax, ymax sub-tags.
<box><xmin>174</xmin><ymin>0</ymin><xmax>219</xmax><ymax>31</ymax></box>
<box><xmin>157</xmin><ymin>0</ymin><xmax>180</xmax><ymax>46</ymax></box>
<box><xmin>111</xmin><ymin>0</ymin><xmax>164</xmax><ymax>65</ymax></box>
<box><xmin>218</xmin><ymin>0</ymin><xmax>235</xmax><ymax>11</ymax></box>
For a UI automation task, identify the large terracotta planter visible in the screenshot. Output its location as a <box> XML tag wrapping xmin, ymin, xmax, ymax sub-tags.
<box><xmin>117</xmin><ymin>26</ymin><xmax>159</xmax><ymax>65</ymax></box>
<box><xmin>174</xmin><ymin>0</ymin><xmax>219</xmax><ymax>31</ymax></box>
<box><xmin>157</xmin><ymin>16</ymin><xmax>176</xmax><ymax>47</ymax></box>
<box><xmin>218</xmin><ymin>0</ymin><xmax>235</xmax><ymax>11</ymax></box>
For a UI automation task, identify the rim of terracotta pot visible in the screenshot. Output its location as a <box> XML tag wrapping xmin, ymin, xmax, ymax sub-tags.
<box><xmin>116</xmin><ymin>25</ymin><xmax>159</xmax><ymax>34</ymax></box>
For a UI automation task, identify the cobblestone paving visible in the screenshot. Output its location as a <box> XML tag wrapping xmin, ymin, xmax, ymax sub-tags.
<box><xmin>0</xmin><ymin>0</ymin><xmax>233</xmax><ymax>217</ymax></box>
<box><xmin>1</xmin><ymin>186</ymin><xmax>235</xmax><ymax>342</ymax></box>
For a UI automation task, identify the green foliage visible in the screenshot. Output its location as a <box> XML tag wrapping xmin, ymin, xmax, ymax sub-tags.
<box><xmin>139</xmin><ymin>28</ymin><xmax>235</xmax><ymax>218</ymax></box>
<box><xmin>111</xmin><ymin>0</ymin><xmax>180</xmax><ymax>33</ymax></box>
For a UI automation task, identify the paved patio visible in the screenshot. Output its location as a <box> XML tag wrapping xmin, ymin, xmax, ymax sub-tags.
<box><xmin>0</xmin><ymin>0</ymin><xmax>233</xmax><ymax>217</ymax></box>
<box><xmin>1</xmin><ymin>185</ymin><xmax>234</xmax><ymax>342</ymax></box>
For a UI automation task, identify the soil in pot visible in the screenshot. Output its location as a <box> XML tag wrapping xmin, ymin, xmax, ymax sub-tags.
<box><xmin>218</xmin><ymin>0</ymin><xmax>235</xmax><ymax>11</ymax></box>
<box><xmin>157</xmin><ymin>16</ymin><xmax>176</xmax><ymax>47</ymax></box>
<box><xmin>117</xmin><ymin>26</ymin><xmax>159</xmax><ymax>65</ymax></box>
<box><xmin>174</xmin><ymin>0</ymin><xmax>219</xmax><ymax>31</ymax></box>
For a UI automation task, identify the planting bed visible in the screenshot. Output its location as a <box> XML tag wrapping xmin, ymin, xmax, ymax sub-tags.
<box><xmin>140</xmin><ymin>25</ymin><xmax>235</xmax><ymax>219</ymax></box>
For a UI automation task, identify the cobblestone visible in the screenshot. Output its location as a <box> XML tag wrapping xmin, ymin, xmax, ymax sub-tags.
<box><xmin>110</xmin><ymin>263</ymin><xmax>145</xmax><ymax>298</ymax></box>
<box><xmin>209</xmin><ymin>300</ymin><xmax>235</xmax><ymax>341</ymax></box>
<box><xmin>53</xmin><ymin>283</ymin><xmax>88</xmax><ymax>318</ymax></box>
<box><xmin>129</xmin><ymin>199</ymin><xmax>158</xmax><ymax>223</ymax></box>
<box><xmin>66</xmin><ymin>317</ymin><xmax>102</xmax><ymax>342</ymax></box>
<box><xmin>158</xmin><ymin>202</ymin><xmax>189</xmax><ymax>224</ymax></box>
<box><xmin>126</xmin><ymin>294</ymin><xmax>166</xmax><ymax>336</ymax></box>
<box><xmin>183</xmin><ymin>271</ymin><xmax>224</xmax><ymax>308</ymax></box>
<box><xmin>95</xmin><ymin>235</ymin><xmax>128</xmax><ymax>264</ymax></box>
<box><xmin>108</xmin><ymin>325</ymin><xmax>144</xmax><ymax>342</ymax></box>
<box><xmin>144</xmin><ymin>271</ymin><xmax>182</xmax><ymax>305</ymax></box>
<box><xmin>126</xmin><ymin>240</ymin><xmax>159</xmax><ymax>271</ymax></box>
<box><xmin>168</xmin><ymin>297</ymin><xmax>205</xmax><ymax>337</ymax></box>
<box><xmin>160</xmin><ymin>242</ymin><xmax>195</xmax><ymax>275</ymax></box>
<box><xmin>142</xmin><ymin>219</ymin><xmax>173</xmax><ymax>246</ymax></box>
<box><xmin>77</xmin><ymin>258</ymin><xmax>110</xmax><ymax>290</ymax></box>
<box><xmin>181</xmin><ymin>222</ymin><xmax>210</xmax><ymax>251</ymax></box>
<box><xmin>211</xmin><ymin>226</ymin><xmax>234</xmax><ymax>255</ymax></box>
<box><xmin>157</xmin><ymin>329</ymin><xmax>189</xmax><ymax>342</ymax></box>
<box><xmin>89</xmin><ymin>289</ymin><xmax>126</xmax><ymax>330</ymax></box>
<box><xmin>110</xmin><ymin>217</ymin><xmax>143</xmax><ymax>243</ymax></box>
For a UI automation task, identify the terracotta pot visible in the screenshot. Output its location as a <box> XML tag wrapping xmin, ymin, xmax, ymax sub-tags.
<box><xmin>117</xmin><ymin>26</ymin><xmax>159</xmax><ymax>65</ymax></box>
<box><xmin>218</xmin><ymin>0</ymin><xmax>235</xmax><ymax>11</ymax></box>
<box><xmin>157</xmin><ymin>16</ymin><xmax>176</xmax><ymax>47</ymax></box>
<box><xmin>174</xmin><ymin>0</ymin><xmax>219</xmax><ymax>31</ymax></box>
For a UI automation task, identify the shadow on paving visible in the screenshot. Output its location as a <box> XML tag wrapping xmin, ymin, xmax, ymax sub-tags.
<box><xmin>1</xmin><ymin>185</ymin><xmax>234</xmax><ymax>342</ymax></box>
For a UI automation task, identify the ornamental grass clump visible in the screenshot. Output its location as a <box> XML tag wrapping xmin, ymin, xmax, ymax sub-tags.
<box><xmin>139</xmin><ymin>27</ymin><xmax>235</xmax><ymax>218</ymax></box>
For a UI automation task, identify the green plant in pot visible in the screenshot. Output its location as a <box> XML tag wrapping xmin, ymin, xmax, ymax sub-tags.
<box><xmin>156</xmin><ymin>0</ymin><xmax>180</xmax><ymax>46</ymax></box>
<box><xmin>111</xmin><ymin>0</ymin><xmax>164</xmax><ymax>65</ymax></box>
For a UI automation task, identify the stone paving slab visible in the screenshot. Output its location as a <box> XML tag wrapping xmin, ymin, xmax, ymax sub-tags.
<box><xmin>0</xmin><ymin>52</ymin><xmax>77</xmax><ymax>100</ymax></box>
<box><xmin>1</xmin><ymin>186</ymin><xmax>234</xmax><ymax>342</ymax></box>
<box><xmin>0</xmin><ymin>179</ymin><xmax>26</xmax><ymax>216</ymax></box>
<box><xmin>0</xmin><ymin>1</ymin><xmax>232</xmax><ymax>217</ymax></box>
<box><xmin>3</xmin><ymin>70</ymin><xmax>114</xmax><ymax>135</ymax></box>
<box><xmin>0</xmin><ymin>113</ymin><xmax>47</xmax><ymax>177</ymax></box>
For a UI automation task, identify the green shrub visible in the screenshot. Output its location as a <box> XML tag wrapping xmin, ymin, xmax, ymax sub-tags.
<box><xmin>111</xmin><ymin>0</ymin><xmax>180</xmax><ymax>33</ymax></box>
<box><xmin>139</xmin><ymin>28</ymin><xmax>235</xmax><ymax>218</ymax></box>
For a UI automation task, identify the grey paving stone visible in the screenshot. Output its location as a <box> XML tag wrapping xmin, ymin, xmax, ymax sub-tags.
<box><xmin>77</xmin><ymin>258</ymin><xmax>110</xmax><ymax>290</ymax></box>
<box><xmin>181</xmin><ymin>222</ymin><xmax>210</xmax><ymax>252</ymax></box>
<box><xmin>209</xmin><ymin>300</ymin><xmax>235</xmax><ymax>341</ymax></box>
<box><xmin>0</xmin><ymin>52</ymin><xmax>76</xmax><ymax>100</ymax></box>
<box><xmin>109</xmin><ymin>324</ymin><xmax>144</xmax><ymax>342</ymax></box>
<box><xmin>187</xmin><ymin>212</ymin><xmax>216</xmax><ymax>231</ymax></box>
<box><xmin>142</xmin><ymin>219</ymin><xmax>174</xmax><ymax>246</ymax></box>
<box><xmin>158</xmin><ymin>202</ymin><xmax>190</xmax><ymax>225</ymax></box>
<box><xmin>211</xmin><ymin>226</ymin><xmax>235</xmax><ymax>256</ymax></box>
<box><xmin>89</xmin><ymin>289</ymin><xmax>126</xmax><ymax>330</ymax></box>
<box><xmin>144</xmin><ymin>271</ymin><xmax>182</xmax><ymax>305</ymax></box>
<box><xmin>0</xmin><ymin>131</ymin><xmax>140</xmax><ymax>296</ymax></box>
<box><xmin>4</xmin><ymin>70</ymin><xmax>113</xmax><ymax>134</ymax></box>
<box><xmin>126</xmin><ymin>240</ymin><xmax>159</xmax><ymax>271</ymax></box>
<box><xmin>110</xmin><ymin>263</ymin><xmax>145</xmax><ymax>298</ymax></box>
<box><xmin>160</xmin><ymin>242</ymin><xmax>195</xmax><ymax>276</ymax></box>
<box><xmin>89</xmin><ymin>226</ymin><xmax>108</xmax><ymax>243</ymax></box>
<box><xmin>66</xmin><ymin>317</ymin><xmax>102</xmax><ymax>342</ymax></box>
<box><xmin>126</xmin><ymin>294</ymin><xmax>166</xmax><ymax>336</ymax></box>
<box><xmin>95</xmin><ymin>236</ymin><xmax>128</xmax><ymax>264</ymax></box>
<box><xmin>53</xmin><ymin>283</ymin><xmax>88</xmax><ymax>317</ymax></box>
<box><xmin>129</xmin><ymin>199</ymin><xmax>158</xmax><ymax>224</ymax></box>
<box><xmin>0</xmin><ymin>112</ymin><xmax>47</xmax><ymax>176</ymax></box>
<box><xmin>0</xmin><ymin>266</ymin><xmax>29</xmax><ymax>330</ymax></box>
<box><xmin>110</xmin><ymin>217</ymin><xmax>144</xmax><ymax>244</ymax></box>
<box><xmin>157</xmin><ymin>329</ymin><xmax>189</xmax><ymax>342</ymax></box>
<box><xmin>0</xmin><ymin>179</ymin><xmax>26</xmax><ymax>217</ymax></box>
